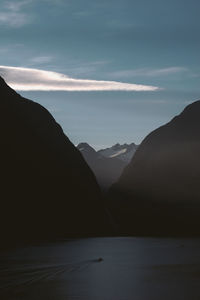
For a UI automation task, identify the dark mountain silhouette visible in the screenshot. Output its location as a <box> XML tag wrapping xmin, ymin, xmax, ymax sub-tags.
<box><xmin>77</xmin><ymin>143</ymin><xmax>127</xmax><ymax>189</ymax></box>
<box><xmin>0</xmin><ymin>76</ymin><xmax>109</xmax><ymax>247</ymax></box>
<box><xmin>109</xmin><ymin>101</ymin><xmax>200</xmax><ymax>236</ymax></box>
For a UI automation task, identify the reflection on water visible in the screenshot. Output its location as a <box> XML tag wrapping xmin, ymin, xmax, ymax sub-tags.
<box><xmin>1</xmin><ymin>237</ymin><xmax>200</xmax><ymax>300</ymax></box>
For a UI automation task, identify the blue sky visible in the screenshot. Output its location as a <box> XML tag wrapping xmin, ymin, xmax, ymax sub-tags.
<box><xmin>0</xmin><ymin>0</ymin><xmax>200</xmax><ymax>149</ymax></box>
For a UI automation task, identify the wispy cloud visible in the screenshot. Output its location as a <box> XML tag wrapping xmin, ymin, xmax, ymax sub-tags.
<box><xmin>5</xmin><ymin>0</ymin><xmax>31</xmax><ymax>12</ymax></box>
<box><xmin>0</xmin><ymin>66</ymin><xmax>161</xmax><ymax>92</ymax></box>
<box><xmin>0</xmin><ymin>12</ymin><xmax>29</xmax><ymax>27</ymax></box>
<box><xmin>0</xmin><ymin>0</ymin><xmax>32</xmax><ymax>27</ymax></box>
<box><xmin>0</xmin><ymin>0</ymin><xmax>68</xmax><ymax>27</ymax></box>
<box><xmin>29</xmin><ymin>56</ymin><xmax>53</xmax><ymax>64</ymax></box>
<box><xmin>63</xmin><ymin>60</ymin><xmax>110</xmax><ymax>77</ymax></box>
<box><xmin>25</xmin><ymin>56</ymin><xmax>54</xmax><ymax>67</ymax></box>
<box><xmin>110</xmin><ymin>67</ymin><xmax>187</xmax><ymax>79</ymax></box>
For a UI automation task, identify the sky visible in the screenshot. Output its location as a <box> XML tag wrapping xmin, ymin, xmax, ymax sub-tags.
<box><xmin>0</xmin><ymin>0</ymin><xmax>200</xmax><ymax>149</ymax></box>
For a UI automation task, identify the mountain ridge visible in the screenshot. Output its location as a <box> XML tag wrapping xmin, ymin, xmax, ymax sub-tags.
<box><xmin>98</xmin><ymin>142</ymin><xmax>138</xmax><ymax>162</ymax></box>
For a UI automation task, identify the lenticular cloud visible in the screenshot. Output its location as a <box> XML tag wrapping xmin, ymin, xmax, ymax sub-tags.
<box><xmin>0</xmin><ymin>65</ymin><xmax>160</xmax><ymax>92</ymax></box>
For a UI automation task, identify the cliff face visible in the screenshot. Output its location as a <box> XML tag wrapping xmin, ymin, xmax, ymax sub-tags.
<box><xmin>109</xmin><ymin>101</ymin><xmax>200</xmax><ymax>235</ymax></box>
<box><xmin>0</xmin><ymin>77</ymin><xmax>108</xmax><ymax>245</ymax></box>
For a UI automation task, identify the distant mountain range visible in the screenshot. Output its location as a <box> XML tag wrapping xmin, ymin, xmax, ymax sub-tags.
<box><xmin>109</xmin><ymin>100</ymin><xmax>200</xmax><ymax>236</ymax></box>
<box><xmin>0</xmin><ymin>76</ymin><xmax>109</xmax><ymax>247</ymax></box>
<box><xmin>77</xmin><ymin>142</ymin><xmax>138</xmax><ymax>189</ymax></box>
<box><xmin>98</xmin><ymin>143</ymin><xmax>138</xmax><ymax>163</ymax></box>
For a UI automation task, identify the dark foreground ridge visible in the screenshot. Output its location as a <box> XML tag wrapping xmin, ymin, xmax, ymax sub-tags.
<box><xmin>0</xmin><ymin>77</ymin><xmax>109</xmax><ymax>247</ymax></box>
<box><xmin>109</xmin><ymin>100</ymin><xmax>200</xmax><ymax>236</ymax></box>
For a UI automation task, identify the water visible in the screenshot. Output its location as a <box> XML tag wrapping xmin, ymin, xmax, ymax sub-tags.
<box><xmin>1</xmin><ymin>237</ymin><xmax>200</xmax><ymax>299</ymax></box>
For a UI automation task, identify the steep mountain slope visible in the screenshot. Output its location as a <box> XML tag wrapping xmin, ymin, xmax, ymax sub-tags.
<box><xmin>109</xmin><ymin>101</ymin><xmax>200</xmax><ymax>235</ymax></box>
<box><xmin>0</xmin><ymin>76</ymin><xmax>108</xmax><ymax>246</ymax></box>
<box><xmin>77</xmin><ymin>143</ymin><xmax>126</xmax><ymax>189</ymax></box>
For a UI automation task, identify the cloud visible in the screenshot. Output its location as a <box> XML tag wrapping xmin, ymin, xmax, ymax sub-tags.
<box><xmin>0</xmin><ymin>0</ymin><xmax>67</xmax><ymax>27</ymax></box>
<box><xmin>63</xmin><ymin>60</ymin><xmax>110</xmax><ymax>77</ymax></box>
<box><xmin>0</xmin><ymin>66</ymin><xmax>160</xmax><ymax>92</ymax></box>
<box><xmin>5</xmin><ymin>0</ymin><xmax>31</xmax><ymax>12</ymax></box>
<box><xmin>26</xmin><ymin>56</ymin><xmax>54</xmax><ymax>67</ymax></box>
<box><xmin>30</xmin><ymin>56</ymin><xmax>53</xmax><ymax>64</ymax></box>
<box><xmin>110</xmin><ymin>67</ymin><xmax>187</xmax><ymax>79</ymax></box>
<box><xmin>0</xmin><ymin>0</ymin><xmax>32</xmax><ymax>27</ymax></box>
<box><xmin>0</xmin><ymin>12</ymin><xmax>29</xmax><ymax>27</ymax></box>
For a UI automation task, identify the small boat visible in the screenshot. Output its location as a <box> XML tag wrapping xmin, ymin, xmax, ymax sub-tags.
<box><xmin>97</xmin><ymin>257</ymin><xmax>103</xmax><ymax>262</ymax></box>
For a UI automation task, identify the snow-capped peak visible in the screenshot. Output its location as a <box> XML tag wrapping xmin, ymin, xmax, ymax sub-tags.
<box><xmin>98</xmin><ymin>143</ymin><xmax>138</xmax><ymax>163</ymax></box>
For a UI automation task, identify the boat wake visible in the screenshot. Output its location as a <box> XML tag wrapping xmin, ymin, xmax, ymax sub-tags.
<box><xmin>0</xmin><ymin>258</ymin><xmax>100</xmax><ymax>295</ymax></box>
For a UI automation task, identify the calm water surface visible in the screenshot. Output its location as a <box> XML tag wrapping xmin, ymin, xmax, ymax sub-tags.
<box><xmin>1</xmin><ymin>237</ymin><xmax>200</xmax><ymax>300</ymax></box>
